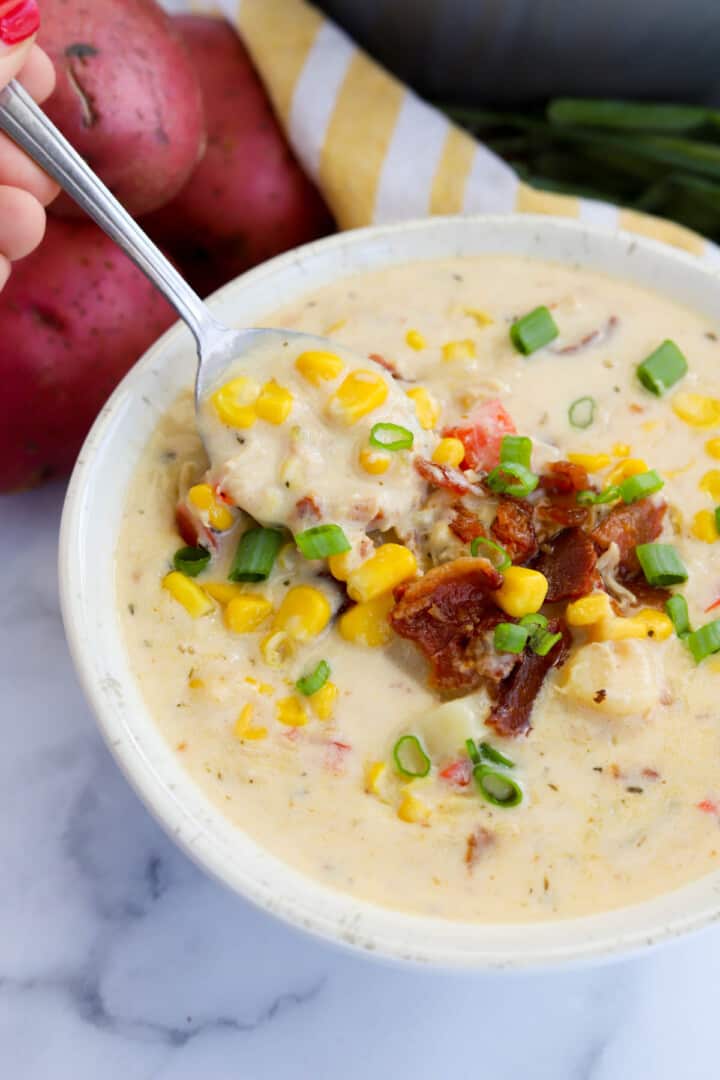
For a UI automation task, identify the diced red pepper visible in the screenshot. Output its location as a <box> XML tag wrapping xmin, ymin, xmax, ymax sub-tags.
<box><xmin>705</xmin><ymin>597</ymin><xmax>720</xmax><ymax>614</ymax></box>
<box><xmin>439</xmin><ymin>758</ymin><xmax>473</xmax><ymax>787</ymax></box>
<box><xmin>443</xmin><ymin>399</ymin><xmax>516</xmax><ymax>471</ymax></box>
<box><xmin>324</xmin><ymin>740</ymin><xmax>351</xmax><ymax>774</ymax></box>
<box><xmin>697</xmin><ymin>798</ymin><xmax>718</xmax><ymax>814</ymax></box>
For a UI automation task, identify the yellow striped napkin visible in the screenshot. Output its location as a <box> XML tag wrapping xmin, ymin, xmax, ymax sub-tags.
<box><xmin>178</xmin><ymin>0</ymin><xmax>719</xmax><ymax>264</ymax></box>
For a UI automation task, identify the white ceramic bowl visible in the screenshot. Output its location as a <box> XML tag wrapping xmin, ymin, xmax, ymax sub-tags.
<box><xmin>60</xmin><ymin>214</ymin><xmax>720</xmax><ymax>970</ymax></box>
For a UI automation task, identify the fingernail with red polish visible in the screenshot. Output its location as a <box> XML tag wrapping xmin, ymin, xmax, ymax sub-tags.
<box><xmin>0</xmin><ymin>0</ymin><xmax>40</xmax><ymax>48</ymax></box>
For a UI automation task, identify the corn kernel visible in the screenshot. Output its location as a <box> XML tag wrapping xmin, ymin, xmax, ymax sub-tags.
<box><xmin>359</xmin><ymin>446</ymin><xmax>391</xmax><ymax>475</ymax></box>
<box><xmin>672</xmin><ymin>392</ymin><xmax>720</xmax><ymax>428</ymax></box>
<box><xmin>692</xmin><ymin>508</ymin><xmax>719</xmax><ymax>543</ymax></box>
<box><xmin>188</xmin><ymin>483</ymin><xmax>214</xmax><ymax>510</ymax></box>
<box><xmin>211</xmin><ymin>376</ymin><xmax>259</xmax><ymax>428</ymax></box>
<box><xmin>188</xmin><ymin>485</ymin><xmax>234</xmax><ymax>531</ymax></box>
<box><xmin>162</xmin><ymin>571</ymin><xmax>214</xmax><ymax>618</ymax></box>
<box><xmin>202</xmin><ymin>582</ymin><xmax>246</xmax><ymax>605</ymax></box>
<box><xmin>364</xmin><ymin>760</ymin><xmax>386</xmax><ymax>794</ymax></box>
<box><xmin>244</xmin><ymin>677</ymin><xmax>275</xmax><ymax>696</ymax></box>
<box><xmin>706</xmin><ymin>437</ymin><xmax>720</xmax><ymax>460</ymax></box>
<box><xmin>632</xmin><ymin>609</ymin><xmax>674</xmax><ymax>640</ymax></box>
<box><xmin>406</xmin><ymin>386</ymin><xmax>439</xmax><ymax>430</ymax></box>
<box><xmin>405</xmin><ymin>329</ymin><xmax>426</xmax><ymax>350</ymax></box>
<box><xmin>463</xmin><ymin>307</ymin><xmax>494</xmax><ymax>327</ymax></box>
<box><xmin>309</xmin><ymin>681</ymin><xmax>338</xmax><ymax>721</ymax></box>
<box><xmin>592</xmin><ymin>610</ymin><xmax>673</xmax><ymax>642</ymax></box>
<box><xmin>566</xmin><ymin>592</ymin><xmax>613</xmax><ymax>626</ymax></box>
<box><xmin>225</xmin><ymin>594</ymin><xmax>273</xmax><ymax>633</ymax></box>
<box><xmin>328</xmin><ymin>369</ymin><xmax>389</xmax><ymax>424</ymax></box>
<box><xmin>188</xmin><ymin>677</ymin><xmax>205</xmax><ymax>689</ymax></box>
<box><xmin>613</xmin><ymin>443</ymin><xmax>631</xmax><ymax>458</ymax></box>
<box><xmin>346</xmin><ymin>544</ymin><xmax>417</xmax><ymax>604</ymax></box>
<box><xmin>324</xmin><ymin>319</ymin><xmax>346</xmax><ymax>336</ymax></box>
<box><xmin>495</xmin><ymin>566</ymin><xmax>548</xmax><ymax>618</ymax></box>
<box><xmin>295</xmin><ymin>349</ymin><xmax>344</xmax><ymax>385</ymax></box>
<box><xmin>567</xmin><ymin>452</ymin><xmax>612</xmax><ymax>472</ymax></box>
<box><xmin>339</xmin><ymin>592</ymin><xmax>395</xmax><ymax>647</ymax></box>
<box><xmin>274</xmin><ymin>585</ymin><xmax>331</xmax><ymax>641</ymax></box>
<box><xmin>442</xmin><ymin>339</ymin><xmax>476</xmax><ymax>362</ymax></box>
<box><xmin>261</xmin><ymin>629</ymin><xmax>294</xmax><ymax>667</ymax></box>
<box><xmin>233</xmin><ymin>704</ymin><xmax>268</xmax><ymax>741</ymax></box>
<box><xmin>700</xmin><ymin>469</ymin><xmax>720</xmax><ymax>501</ymax></box>
<box><xmin>208</xmin><ymin>503</ymin><xmax>235</xmax><ymax>532</ymax></box>
<box><xmin>606</xmin><ymin>458</ymin><xmax>648</xmax><ymax>486</ymax></box>
<box><xmin>276</xmin><ymin>695</ymin><xmax>308</xmax><ymax>727</ymax></box>
<box><xmin>397</xmin><ymin>791</ymin><xmax>430</xmax><ymax>824</ymax></box>
<box><xmin>255</xmin><ymin>379</ymin><xmax>293</xmax><ymax>424</ymax></box>
<box><xmin>328</xmin><ymin>551</ymin><xmax>352</xmax><ymax>581</ymax></box>
<box><xmin>432</xmin><ymin>437</ymin><xmax>465</xmax><ymax>468</ymax></box>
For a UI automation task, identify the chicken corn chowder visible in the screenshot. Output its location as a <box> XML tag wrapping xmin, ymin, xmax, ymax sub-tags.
<box><xmin>119</xmin><ymin>254</ymin><xmax>720</xmax><ymax>923</ymax></box>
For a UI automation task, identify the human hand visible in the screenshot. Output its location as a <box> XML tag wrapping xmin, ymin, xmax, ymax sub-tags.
<box><xmin>0</xmin><ymin>1</ymin><xmax>59</xmax><ymax>291</ymax></box>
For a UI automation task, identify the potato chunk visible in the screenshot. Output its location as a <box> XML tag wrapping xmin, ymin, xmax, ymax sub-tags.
<box><xmin>560</xmin><ymin>640</ymin><xmax>661</xmax><ymax>718</ymax></box>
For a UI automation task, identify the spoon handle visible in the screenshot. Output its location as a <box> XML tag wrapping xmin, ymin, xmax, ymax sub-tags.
<box><xmin>0</xmin><ymin>79</ymin><xmax>221</xmax><ymax>349</ymax></box>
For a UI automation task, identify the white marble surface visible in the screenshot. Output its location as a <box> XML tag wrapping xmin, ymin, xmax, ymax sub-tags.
<box><xmin>2</xmin><ymin>483</ymin><xmax>720</xmax><ymax>1079</ymax></box>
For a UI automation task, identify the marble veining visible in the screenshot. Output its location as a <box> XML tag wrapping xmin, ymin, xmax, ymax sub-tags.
<box><xmin>2</xmin><ymin>482</ymin><xmax>720</xmax><ymax>1078</ymax></box>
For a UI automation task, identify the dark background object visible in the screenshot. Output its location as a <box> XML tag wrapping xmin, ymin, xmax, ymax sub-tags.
<box><xmin>318</xmin><ymin>0</ymin><xmax>720</xmax><ymax>105</ymax></box>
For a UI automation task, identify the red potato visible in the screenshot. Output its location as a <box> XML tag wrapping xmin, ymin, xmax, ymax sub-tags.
<box><xmin>39</xmin><ymin>0</ymin><xmax>205</xmax><ymax>218</ymax></box>
<box><xmin>142</xmin><ymin>16</ymin><xmax>333</xmax><ymax>295</ymax></box>
<box><xmin>0</xmin><ymin>218</ymin><xmax>174</xmax><ymax>492</ymax></box>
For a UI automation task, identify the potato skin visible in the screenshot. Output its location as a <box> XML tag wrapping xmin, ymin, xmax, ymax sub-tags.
<box><xmin>39</xmin><ymin>0</ymin><xmax>205</xmax><ymax>217</ymax></box>
<box><xmin>143</xmin><ymin>16</ymin><xmax>333</xmax><ymax>295</ymax></box>
<box><xmin>0</xmin><ymin>218</ymin><xmax>174</xmax><ymax>492</ymax></box>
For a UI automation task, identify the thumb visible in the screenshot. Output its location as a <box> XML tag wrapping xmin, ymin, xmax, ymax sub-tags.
<box><xmin>0</xmin><ymin>1</ymin><xmax>40</xmax><ymax>88</ymax></box>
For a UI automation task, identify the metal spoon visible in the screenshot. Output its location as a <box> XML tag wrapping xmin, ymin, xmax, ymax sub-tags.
<box><xmin>0</xmin><ymin>80</ymin><xmax>422</xmax><ymax>531</ymax></box>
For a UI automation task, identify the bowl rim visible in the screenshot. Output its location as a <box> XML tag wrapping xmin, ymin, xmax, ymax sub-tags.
<box><xmin>59</xmin><ymin>213</ymin><xmax>720</xmax><ymax>970</ymax></box>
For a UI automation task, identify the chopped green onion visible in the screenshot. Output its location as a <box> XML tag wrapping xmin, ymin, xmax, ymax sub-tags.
<box><xmin>393</xmin><ymin>734</ymin><xmax>431</xmax><ymax>778</ymax></box>
<box><xmin>500</xmin><ymin>434</ymin><xmax>532</xmax><ymax>469</ymax></box>
<box><xmin>296</xmin><ymin>660</ymin><xmax>330</xmax><ymax>697</ymax></box>
<box><xmin>577</xmin><ymin>485</ymin><xmax>621</xmax><ymax>506</ymax></box>
<box><xmin>686</xmin><ymin>620</ymin><xmax>720</xmax><ymax>663</ymax></box>
<box><xmin>637</xmin><ymin>340</ymin><xmax>688</xmax><ymax>396</ymax></box>
<box><xmin>636</xmin><ymin>543</ymin><xmax>688</xmax><ymax>587</ymax></box>
<box><xmin>229</xmin><ymin>527</ymin><xmax>284</xmax><ymax>582</ymax></box>
<box><xmin>295</xmin><ymin>523</ymin><xmax>351</xmax><ymax>560</ymax></box>
<box><xmin>665</xmin><ymin>594</ymin><xmax>690</xmax><ymax>638</ymax></box>
<box><xmin>470</xmin><ymin>536</ymin><xmax>511</xmax><ymax>570</ymax></box>
<box><xmin>568</xmin><ymin>396</ymin><xmax>596</xmax><ymax>429</ymax></box>
<box><xmin>618</xmin><ymin>469</ymin><xmax>664</xmax><ymax>503</ymax></box>
<box><xmin>519</xmin><ymin>612</ymin><xmax>548</xmax><ymax>631</ymax></box>
<box><xmin>473</xmin><ymin>764</ymin><xmax>523</xmax><ymax>808</ymax></box>
<box><xmin>486</xmin><ymin>462</ymin><xmax>539</xmax><ymax>498</ymax></box>
<box><xmin>494</xmin><ymin>622</ymin><xmax>530</xmax><ymax>654</ymax></box>
<box><xmin>509</xmin><ymin>305</ymin><xmax>559</xmax><ymax>355</ymax></box>
<box><xmin>369</xmin><ymin>421</ymin><xmax>414</xmax><ymax>452</ymax></box>
<box><xmin>172</xmin><ymin>545</ymin><xmax>210</xmax><ymax>577</ymax></box>
<box><xmin>465</xmin><ymin>738</ymin><xmax>481</xmax><ymax>765</ymax></box>
<box><xmin>530</xmin><ymin>629</ymin><xmax>563</xmax><ymax>656</ymax></box>
<box><xmin>479</xmin><ymin>742</ymin><xmax>515</xmax><ymax>768</ymax></box>
<box><xmin>715</xmin><ymin>506</ymin><xmax>720</xmax><ymax>534</ymax></box>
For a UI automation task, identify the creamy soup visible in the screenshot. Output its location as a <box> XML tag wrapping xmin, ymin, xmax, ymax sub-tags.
<box><xmin>118</xmin><ymin>255</ymin><xmax>720</xmax><ymax>923</ymax></box>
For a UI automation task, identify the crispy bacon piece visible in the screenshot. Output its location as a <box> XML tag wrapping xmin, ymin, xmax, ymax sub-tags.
<box><xmin>369</xmin><ymin>352</ymin><xmax>400</xmax><ymax>379</ymax></box>
<box><xmin>591</xmin><ymin>498</ymin><xmax>666</xmax><ymax>576</ymax></box>
<box><xmin>390</xmin><ymin>557</ymin><xmax>509</xmax><ymax>693</ymax></box>
<box><xmin>486</xmin><ymin>620</ymin><xmax>571</xmax><ymax>737</ymax></box>
<box><xmin>624</xmin><ymin>578</ymin><xmax>670</xmax><ymax>610</ymax></box>
<box><xmin>532</xmin><ymin>527</ymin><xmax>597</xmax><ymax>602</ymax></box>
<box><xmin>440</xmin><ymin>758</ymin><xmax>473</xmax><ymax>787</ymax></box>
<box><xmin>450</xmin><ymin>504</ymin><xmax>485</xmax><ymax>544</ymax></box>
<box><xmin>535</xmin><ymin>497</ymin><xmax>589</xmax><ymax>532</ymax></box>
<box><xmin>491</xmin><ymin>497</ymin><xmax>538</xmax><ymax>564</ymax></box>
<box><xmin>295</xmin><ymin>494</ymin><xmax>322</xmax><ymax>521</ymax></box>
<box><xmin>550</xmin><ymin>315</ymin><xmax>618</xmax><ymax>355</ymax></box>
<box><xmin>415</xmin><ymin>457</ymin><xmax>482</xmax><ymax>497</ymax></box>
<box><xmin>465</xmin><ymin>827</ymin><xmax>495</xmax><ymax>868</ymax></box>
<box><xmin>540</xmin><ymin>460</ymin><xmax>589</xmax><ymax>496</ymax></box>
